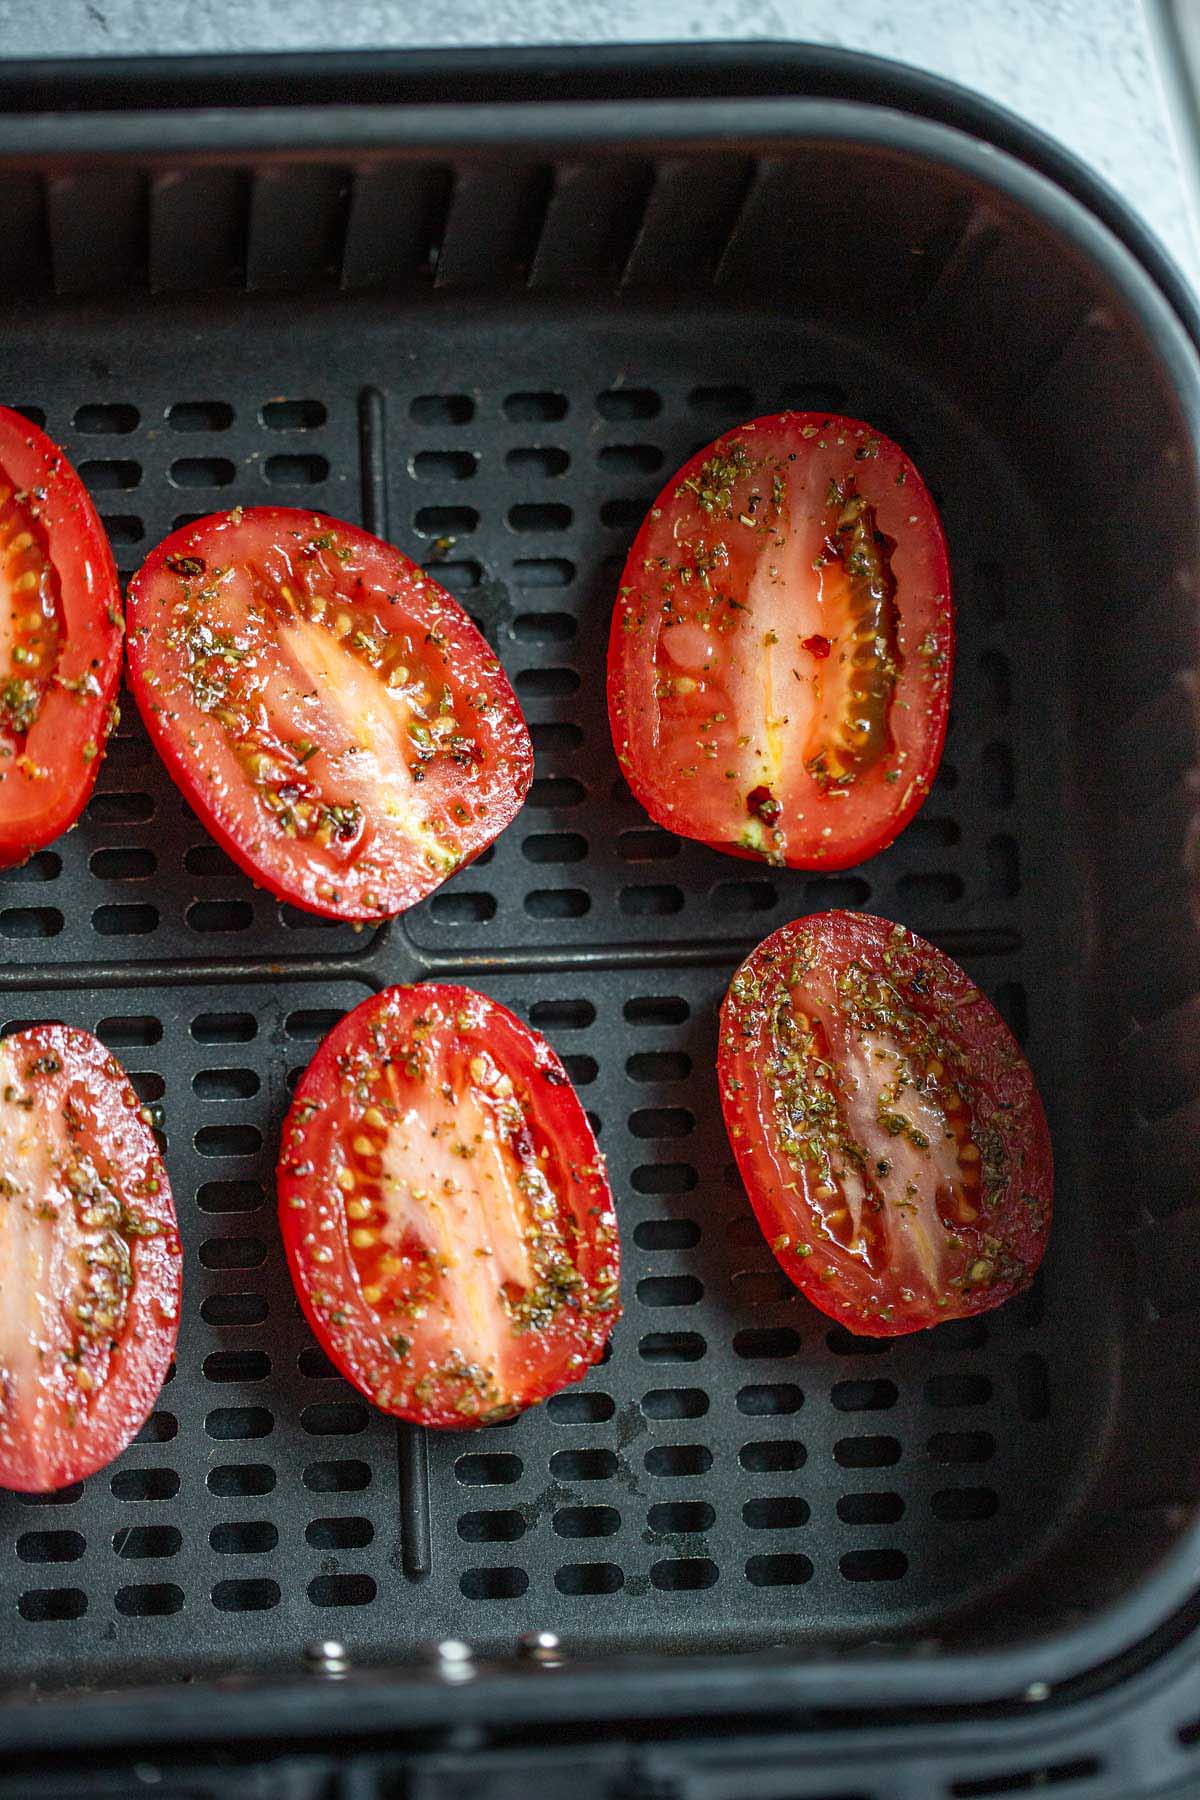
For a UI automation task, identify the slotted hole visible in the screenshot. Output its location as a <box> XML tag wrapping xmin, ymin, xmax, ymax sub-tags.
<box><xmin>994</xmin><ymin>981</ymin><xmax>1029</xmax><ymax>1042</ymax></box>
<box><xmin>17</xmin><ymin>1531</ymin><xmax>85</xmax><ymax>1564</ymax></box>
<box><xmin>13</xmin><ymin>405</ymin><xmax>46</xmax><ymax>426</ymax></box>
<box><xmin>597</xmin><ymin>387</ymin><xmax>660</xmax><ymax>419</ymax></box>
<box><xmin>201</xmin><ymin>1294</ymin><xmax>268</xmax><ymax>1328</ymax></box>
<box><xmin>550</xmin><ymin>1448</ymin><xmax>617</xmax><ymax>1481</ymax></box>
<box><xmin>87</xmin><ymin>791</ymin><xmax>154</xmax><ymax>823</ymax></box>
<box><xmin>415</xmin><ymin>505</ymin><xmax>478</xmax><ymax>536</ymax></box>
<box><xmin>195</xmin><ymin>1123</ymin><xmax>261</xmax><ymax>1157</ymax></box>
<box><xmin>284</xmin><ymin>1008</ymin><xmax>341</xmax><ymax>1041</ymax></box>
<box><xmin>185</xmin><ymin>843</ymin><xmax>240</xmax><ymax>877</ymax></box>
<box><xmin>194</xmin><ymin>1068</ymin><xmax>261</xmax><ymax>1101</ymax></box>
<box><xmin>838</xmin><ymin>1491</ymin><xmax>905</xmax><ymax>1524</ymax></box>
<box><xmin>129</xmin><ymin>1070</ymin><xmax>165</xmax><ymax>1104</ymax></box>
<box><xmin>896</xmin><ymin>870</ymin><xmax>964</xmax><ymax>905</ymax></box>
<box><xmin>305</xmin><ymin>1516</ymin><xmax>373</xmax><ymax>1550</ymax></box>
<box><xmin>647</xmin><ymin>1502</ymin><xmax>714</xmax><ymax>1538</ymax></box>
<box><xmin>644</xmin><ymin>1443</ymin><xmax>711</xmax><ymax>1478</ymax></box>
<box><xmin>0</xmin><ymin>907</ymin><xmax>63</xmax><ymax>938</ymax></box>
<box><xmin>738</xmin><ymin>1383</ymin><xmax>803</xmax><ymax>1416</ymax></box>
<box><xmin>187</xmin><ymin>899</ymin><xmax>254</xmax><ymax>933</ymax></box>
<box><xmin>455</xmin><ymin>1453</ymin><xmax>523</xmax><ymax>1487</ymax></box>
<box><xmin>92</xmin><ymin>903</ymin><xmax>158</xmax><ymax>936</ymax></box>
<box><xmin>632</xmin><ymin>1163</ymin><xmax>697</xmax><ymax>1195</ymax></box>
<box><xmin>134</xmin><ymin>1411</ymin><xmax>178</xmax><ymax>1444</ymax></box>
<box><xmin>264</xmin><ymin>454</ymin><xmax>328</xmax><ymax>485</ymax></box>
<box><xmin>302</xmin><ymin>1402</ymin><xmax>368</xmax><ymax>1437</ymax></box>
<box><xmin>618</xmin><ymin>829</ymin><xmax>680</xmax><ymax>863</ymax></box>
<box><xmin>209</xmin><ymin>1520</ymin><xmax>278</xmax><ymax>1554</ymax></box>
<box><xmin>746</xmin><ymin>1552</ymin><xmax>813</xmax><ymax>1587</ymax></box>
<box><xmin>261</xmin><ymin>398</ymin><xmax>326</xmax><ymax>430</ymax></box>
<box><xmin>111</xmin><ymin>1468</ymin><xmax>179</xmax><ymax>1501</ymax></box>
<box><xmin>620</xmin><ymin>884</ymin><xmax>684</xmax><ymax>916</ymax></box>
<box><xmin>513</xmin><ymin>611</ymin><xmax>576</xmax><ymax>644</ymax></box>
<box><xmin>411</xmin><ymin>394</ymin><xmax>474</xmax><ymax>425</ymax></box>
<box><xmin>169</xmin><ymin>456</ymin><xmax>234</xmax><ymax>488</ymax></box>
<box><xmin>743</xmin><ymin>1496</ymin><xmax>809</xmax><ymax>1530</ymax></box>
<box><xmin>688</xmin><ymin>383</ymin><xmax>754</xmax><ymax>414</ymax></box>
<box><xmin>803</xmin><ymin>875</ymin><xmax>871</xmax><ymax>908</ymax></box>
<box><xmin>630</xmin><ymin>1107</ymin><xmax>695</xmax><ymax>1140</ymax></box>
<box><xmin>169</xmin><ymin>400</ymin><xmax>233</xmax><ymax>431</ymax></box>
<box><xmin>634</xmin><ymin>1219</ymin><xmax>700</xmax><ymax>1251</ymax></box>
<box><xmin>89</xmin><ymin>847</ymin><xmax>156</xmax><ymax>880</ymax></box>
<box><xmin>213</xmin><ymin>1578</ymin><xmax>280</xmax><ymax>1612</ymax></box>
<box><xmin>1015</xmin><ymin>1351</ymin><xmax>1049</xmax><ymax>1422</ymax></box>
<box><xmin>75</xmin><ymin>402</ymin><xmax>138</xmax><ymax>433</ymax></box>
<box><xmin>516</xmin><ymin>666</ymin><xmax>580</xmax><ymax>697</ymax></box>
<box><xmin>524</xmin><ymin>887</ymin><xmax>589</xmax><ymax>919</ymax></box>
<box><xmin>833</xmin><ymin>1378</ymin><xmax>899</xmax><ymax>1412</ymax></box>
<box><xmin>115</xmin><ymin>1582</ymin><xmax>184</xmax><ymax>1616</ymax></box>
<box><xmin>826</xmin><ymin>1326</ymin><xmax>892</xmax><ymax>1357</ymax></box>
<box><xmin>553</xmin><ymin>1505</ymin><xmax>620</xmax><ymax>1539</ymax></box>
<box><xmin>204</xmin><ymin>1349</ymin><xmax>270</xmax><ymax>1383</ymax></box>
<box><xmin>529</xmin><ymin>775</ymin><xmax>586</xmax><ymax>807</ymax></box>
<box><xmin>507</xmin><ymin>446</ymin><xmax>570</xmax><ymax>477</ymax></box>
<box><xmin>434</xmin><ymin>559</ymin><xmax>482</xmax><ymax>592</ymax></box>
<box><xmin>529</xmin><ymin>722</ymin><xmax>583</xmax><ymax>756</ymax></box>
<box><xmin>598</xmin><ymin>442</ymin><xmax>664</xmax><ymax>475</ymax></box>
<box><xmin>713</xmin><ymin>879</ymin><xmax>778</xmax><ymax>913</ymax></box>
<box><xmin>504</xmin><ymin>391</ymin><xmax>566</xmax><ymax>421</ymax></box>
<box><xmin>513</xmin><ymin>556</ymin><xmax>574</xmax><ymax>588</ymax></box>
<box><xmin>561</xmin><ymin>1053</ymin><xmax>598</xmax><ymax>1085</ymax></box>
<box><xmin>732</xmin><ymin>1269</ymin><xmax>793</xmax><ymax>1307</ymax></box>
<box><xmin>200</xmin><ymin>1237</ymin><xmax>266</xmax><ymax>1270</ymax></box>
<box><xmin>13</xmin><ymin>1484</ymin><xmax>83</xmax><ymax>1507</ymax></box>
<box><xmin>545</xmin><ymin>1390</ymin><xmax>615</xmax><ymax>1424</ymax></box>
<box><xmin>208</xmin><ymin>1461</ymin><xmax>278</xmax><ymax>1504</ymax></box>
<box><xmin>430</xmin><ymin>891</ymin><xmax>497</xmax><ymax>924</ymax></box>
<box><xmin>459</xmin><ymin>1567</ymin><xmax>527</xmax><ymax>1600</ymax></box>
<box><xmin>740</xmin><ymin>1440</ymin><xmax>805</xmax><ymax>1473</ymax></box>
<box><xmin>193</xmin><ymin>1011</ymin><xmax>257</xmax><ymax>1043</ymax></box>
<box><xmin>840</xmin><ymin>1547</ymin><xmax>908</xmax><ymax>1581</ymax></box>
<box><xmin>641</xmin><ymin>1387</ymin><xmax>709</xmax><ymax>1419</ymax></box>
<box><xmin>732</xmin><ymin>1327</ymin><xmax>801</xmax><ymax>1360</ymax></box>
<box><xmin>509</xmin><ymin>502</ymin><xmax>572</xmax><ymax>533</ymax></box>
<box><xmin>601</xmin><ymin>496</ymin><xmax>649</xmax><ymax>529</ymax></box>
<box><xmin>80</xmin><ymin>458</ymin><xmax>140</xmax><ymax>490</ymax></box>
<box><xmin>637</xmin><ymin>1275</ymin><xmax>703</xmax><ymax>1308</ymax></box>
<box><xmin>625</xmin><ymin>995</ymin><xmax>689</xmax><ymax>1026</ymax></box>
<box><xmin>651</xmin><ymin>1557</ymin><xmax>717</xmax><ymax>1590</ymax></box>
<box><xmin>113</xmin><ymin>1525</ymin><xmax>181</xmax><ymax>1560</ymax></box>
<box><xmin>929</xmin><ymin>1430</ymin><xmax>996</xmax><ymax>1465</ymax></box>
<box><xmin>835</xmin><ymin>1435</ymin><xmax>901</xmax><ymax>1468</ymax></box>
<box><xmin>640</xmin><ymin>1331</ymin><xmax>705</xmax><ymax>1363</ymax></box>
<box><xmin>926</xmin><ymin>1372</ymin><xmax>992</xmax><ymax>1408</ymax></box>
<box><xmin>555</xmin><ymin>1561</ymin><xmax>623</xmax><ymax>1594</ymax></box>
<box><xmin>297</xmin><ymin>1345</ymin><xmax>340</xmax><ymax>1380</ymax></box>
<box><xmin>528</xmin><ymin>997</ymin><xmax>595</xmax><ymax>1031</ymax></box>
<box><xmin>413</xmin><ymin>449</ymin><xmax>478</xmax><ymax>481</ymax></box>
<box><xmin>458</xmin><ymin>1509</ymin><xmax>526</xmax><ymax>1543</ymax></box>
<box><xmin>931</xmin><ymin>1486</ymin><xmax>999</xmax><ymax>1522</ymax></box>
<box><xmin>0</xmin><ymin>850</ymin><xmax>61</xmax><ymax>883</ymax></box>
<box><xmin>303</xmin><ymin>1459</ymin><xmax>371</xmax><ymax>1494</ymax></box>
<box><xmin>19</xmin><ymin>1588</ymin><xmax>87</xmax><ymax>1621</ymax></box>
<box><xmin>206</xmin><ymin>1406</ymin><xmax>273</xmax><ymax>1441</ymax></box>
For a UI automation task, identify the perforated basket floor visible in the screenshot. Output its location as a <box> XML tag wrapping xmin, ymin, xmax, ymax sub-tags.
<box><xmin>0</xmin><ymin>295</ymin><xmax>1097</xmax><ymax>1689</ymax></box>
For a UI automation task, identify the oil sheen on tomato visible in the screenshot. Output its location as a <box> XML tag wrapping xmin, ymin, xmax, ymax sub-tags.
<box><xmin>126</xmin><ymin>507</ymin><xmax>532</xmax><ymax>921</ymax></box>
<box><xmin>278</xmin><ymin>985</ymin><xmax>620</xmax><ymax>1427</ymax></box>
<box><xmin>607</xmin><ymin>413</ymin><xmax>952</xmax><ymax>870</ymax></box>
<box><xmin>0</xmin><ymin>1026</ymin><xmax>181</xmax><ymax>1492</ymax></box>
<box><xmin>719</xmin><ymin>912</ymin><xmax>1052</xmax><ymax>1336</ymax></box>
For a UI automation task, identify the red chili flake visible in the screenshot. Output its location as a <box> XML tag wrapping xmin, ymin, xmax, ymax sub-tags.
<box><xmin>801</xmin><ymin>634</ymin><xmax>831</xmax><ymax>659</ymax></box>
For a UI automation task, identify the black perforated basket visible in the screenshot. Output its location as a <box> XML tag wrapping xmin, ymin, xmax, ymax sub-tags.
<box><xmin>1</xmin><ymin>42</ymin><xmax>1200</xmax><ymax>1800</ymax></box>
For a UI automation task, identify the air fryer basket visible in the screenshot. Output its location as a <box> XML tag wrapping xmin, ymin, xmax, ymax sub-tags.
<box><xmin>0</xmin><ymin>48</ymin><xmax>1198</xmax><ymax>1763</ymax></box>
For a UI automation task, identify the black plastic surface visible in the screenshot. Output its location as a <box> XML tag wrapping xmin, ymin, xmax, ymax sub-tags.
<box><xmin>0</xmin><ymin>53</ymin><xmax>1196</xmax><ymax>1780</ymax></box>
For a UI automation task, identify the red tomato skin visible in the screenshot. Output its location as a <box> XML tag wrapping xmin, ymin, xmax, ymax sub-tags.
<box><xmin>0</xmin><ymin>1027</ymin><xmax>181</xmax><ymax>1492</ymax></box>
<box><xmin>0</xmin><ymin>408</ymin><xmax>123</xmax><ymax>868</ymax></box>
<box><xmin>718</xmin><ymin>912</ymin><xmax>1052</xmax><ymax>1337</ymax></box>
<box><xmin>607</xmin><ymin>413</ymin><xmax>953</xmax><ymax>872</ymax></box>
<box><xmin>278</xmin><ymin>984</ymin><xmax>620</xmax><ymax>1428</ymax></box>
<box><xmin>125</xmin><ymin>508</ymin><xmax>533</xmax><ymax>922</ymax></box>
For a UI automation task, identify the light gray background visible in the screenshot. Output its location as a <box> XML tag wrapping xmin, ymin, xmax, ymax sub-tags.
<box><xmin>7</xmin><ymin>0</ymin><xmax>1200</xmax><ymax>287</ymax></box>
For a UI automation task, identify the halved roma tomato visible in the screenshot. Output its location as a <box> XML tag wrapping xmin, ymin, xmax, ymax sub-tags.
<box><xmin>0</xmin><ymin>406</ymin><xmax>123</xmax><ymax>867</ymax></box>
<box><xmin>608</xmin><ymin>413</ymin><xmax>952</xmax><ymax>869</ymax></box>
<box><xmin>278</xmin><ymin>984</ymin><xmax>620</xmax><ymax>1426</ymax></box>
<box><xmin>719</xmin><ymin>912</ymin><xmax>1051</xmax><ymax>1335</ymax></box>
<box><xmin>0</xmin><ymin>1026</ymin><xmax>181</xmax><ymax>1491</ymax></box>
<box><xmin>126</xmin><ymin>508</ymin><xmax>532</xmax><ymax>921</ymax></box>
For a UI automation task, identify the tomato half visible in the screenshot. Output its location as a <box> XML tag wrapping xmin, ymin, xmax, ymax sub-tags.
<box><xmin>718</xmin><ymin>912</ymin><xmax>1052</xmax><ymax>1336</ymax></box>
<box><xmin>608</xmin><ymin>413</ymin><xmax>952</xmax><ymax>869</ymax></box>
<box><xmin>126</xmin><ymin>508</ymin><xmax>532</xmax><ymax>921</ymax></box>
<box><xmin>278</xmin><ymin>984</ymin><xmax>620</xmax><ymax>1426</ymax></box>
<box><xmin>0</xmin><ymin>407</ymin><xmax>123</xmax><ymax>867</ymax></box>
<box><xmin>0</xmin><ymin>1026</ymin><xmax>180</xmax><ymax>1491</ymax></box>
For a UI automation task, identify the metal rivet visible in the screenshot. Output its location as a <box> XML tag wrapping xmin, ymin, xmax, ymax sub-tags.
<box><xmin>426</xmin><ymin>1638</ymin><xmax>475</xmax><ymax>1681</ymax></box>
<box><xmin>519</xmin><ymin>1629</ymin><xmax>564</xmax><ymax>1665</ymax></box>
<box><xmin>304</xmin><ymin>1639</ymin><xmax>350</xmax><ymax>1677</ymax></box>
<box><xmin>1024</xmin><ymin>1680</ymin><xmax>1050</xmax><ymax>1702</ymax></box>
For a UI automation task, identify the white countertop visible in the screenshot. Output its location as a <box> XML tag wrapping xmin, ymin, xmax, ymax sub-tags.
<box><xmin>11</xmin><ymin>0</ymin><xmax>1199</xmax><ymax>290</ymax></box>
